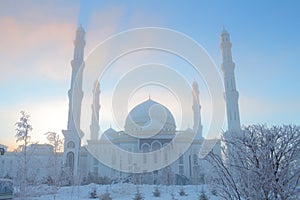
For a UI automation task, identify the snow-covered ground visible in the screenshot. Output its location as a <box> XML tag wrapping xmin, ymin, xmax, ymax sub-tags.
<box><xmin>14</xmin><ymin>183</ymin><xmax>219</xmax><ymax>200</ymax></box>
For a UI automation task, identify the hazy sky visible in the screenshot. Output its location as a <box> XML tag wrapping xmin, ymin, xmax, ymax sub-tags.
<box><xmin>0</xmin><ymin>0</ymin><xmax>299</xmax><ymax>149</ymax></box>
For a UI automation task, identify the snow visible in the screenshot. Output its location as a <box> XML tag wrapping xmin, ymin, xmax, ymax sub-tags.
<box><xmin>14</xmin><ymin>183</ymin><xmax>218</xmax><ymax>200</ymax></box>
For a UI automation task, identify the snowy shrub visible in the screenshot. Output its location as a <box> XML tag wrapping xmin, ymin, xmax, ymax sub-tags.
<box><xmin>99</xmin><ymin>191</ymin><xmax>112</xmax><ymax>200</ymax></box>
<box><xmin>153</xmin><ymin>186</ymin><xmax>160</xmax><ymax>197</ymax></box>
<box><xmin>178</xmin><ymin>186</ymin><xmax>187</xmax><ymax>196</ymax></box>
<box><xmin>89</xmin><ymin>187</ymin><xmax>97</xmax><ymax>199</ymax></box>
<box><xmin>199</xmin><ymin>188</ymin><xmax>209</xmax><ymax>200</ymax></box>
<box><xmin>85</xmin><ymin>173</ymin><xmax>113</xmax><ymax>185</ymax></box>
<box><xmin>170</xmin><ymin>192</ymin><xmax>177</xmax><ymax>200</ymax></box>
<box><xmin>133</xmin><ymin>187</ymin><xmax>144</xmax><ymax>200</ymax></box>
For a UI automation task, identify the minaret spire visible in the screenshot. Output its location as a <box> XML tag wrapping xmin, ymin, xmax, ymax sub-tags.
<box><xmin>67</xmin><ymin>26</ymin><xmax>85</xmax><ymax>131</ymax></box>
<box><xmin>63</xmin><ymin>26</ymin><xmax>86</xmax><ymax>177</ymax></box>
<box><xmin>90</xmin><ymin>80</ymin><xmax>101</xmax><ymax>140</ymax></box>
<box><xmin>220</xmin><ymin>27</ymin><xmax>241</xmax><ymax>132</ymax></box>
<box><xmin>192</xmin><ymin>81</ymin><xmax>203</xmax><ymax>138</ymax></box>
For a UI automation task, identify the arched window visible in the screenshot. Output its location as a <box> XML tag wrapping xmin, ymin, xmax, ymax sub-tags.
<box><xmin>179</xmin><ymin>165</ymin><xmax>184</xmax><ymax>175</ymax></box>
<box><xmin>152</xmin><ymin>141</ymin><xmax>162</xmax><ymax>164</ymax></box>
<box><xmin>141</xmin><ymin>143</ymin><xmax>150</xmax><ymax>164</ymax></box>
<box><xmin>163</xmin><ymin>145</ymin><xmax>169</xmax><ymax>164</ymax></box>
<box><xmin>231</xmin><ymin>79</ymin><xmax>234</xmax><ymax>90</ymax></box>
<box><xmin>128</xmin><ymin>148</ymin><xmax>132</xmax><ymax>165</ymax></box>
<box><xmin>179</xmin><ymin>154</ymin><xmax>184</xmax><ymax>164</ymax></box>
<box><xmin>193</xmin><ymin>154</ymin><xmax>198</xmax><ymax>166</ymax></box>
<box><xmin>67</xmin><ymin>141</ymin><xmax>75</xmax><ymax>148</ymax></box>
<box><xmin>178</xmin><ymin>154</ymin><xmax>184</xmax><ymax>175</ymax></box>
<box><xmin>151</xmin><ymin>141</ymin><xmax>162</xmax><ymax>151</ymax></box>
<box><xmin>112</xmin><ymin>150</ymin><xmax>116</xmax><ymax>165</ymax></box>
<box><xmin>67</xmin><ymin>152</ymin><xmax>74</xmax><ymax>172</ymax></box>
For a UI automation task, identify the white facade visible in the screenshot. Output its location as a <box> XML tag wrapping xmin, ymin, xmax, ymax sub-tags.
<box><xmin>0</xmin><ymin>27</ymin><xmax>240</xmax><ymax>185</ymax></box>
<box><xmin>81</xmin><ymin>98</ymin><xmax>217</xmax><ymax>184</ymax></box>
<box><xmin>61</xmin><ymin>27</ymin><xmax>239</xmax><ymax>184</ymax></box>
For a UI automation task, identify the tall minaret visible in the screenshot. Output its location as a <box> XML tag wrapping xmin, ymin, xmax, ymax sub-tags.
<box><xmin>90</xmin><ymin>80</ymin><xmax>100</xmax><ymax>140</ymax></box>
<box><xmin>67</xmin><ymin>25</ymin><xmax>85</xmax><ymax>131</ymax></box>
<box><xmin>63</xmin><ymin>25</ymin><xmax>86</xmax><ymax>177</ymax></box>
<box><xmin>192</xmin><ymin>81</ymin><xmax>203</xmax><ymax>138</ymax></box>
<box><xmin>220</xmin><ymin>27</ymin><xmax>241</xmax><ymax>132</ymax></box>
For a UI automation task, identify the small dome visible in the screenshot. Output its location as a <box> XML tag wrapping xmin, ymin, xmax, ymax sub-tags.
<box><xmin>124</xmin><ymin>99</ymin><xmax>176</xmax><ymax>134</ymax></box>
<box><xmin>100</xmin><ymin>127</ymin><xmax>117</xmax><ymax>140</ymax></box>
<box><xmin>103</xmin><ymin>127</ymin><xmax>116</xmax><ymax>135</ymax></box>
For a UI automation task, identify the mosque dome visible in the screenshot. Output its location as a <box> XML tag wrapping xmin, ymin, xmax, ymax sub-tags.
<box><xmin>124</xmin><ymin>99</ymin><xmax>176</xmax><ymax>134</ymax></box>
<box><xmin>100</xmin><ymin>127</ymin><xmax>117</xmax><ymax>140</ymax></box>
<box><xmin>103</xmin><ymin>127</ymin><xmax>117</xmax><ymax>135</ymax></box>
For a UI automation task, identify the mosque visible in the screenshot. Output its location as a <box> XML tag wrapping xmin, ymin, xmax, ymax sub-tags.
<box><xmin>0</xmin><ymin>26</ymin><xmax>241</xmax><ymax>185</ymax></box>
<box><xmin>61</xmin><ymin>26</ymin><xmax>242</xmax><ymax>185</ymax></box>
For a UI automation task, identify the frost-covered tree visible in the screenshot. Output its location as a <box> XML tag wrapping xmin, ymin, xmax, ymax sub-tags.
<box><xmin>45</xmin><ymin>131</ymin><xmax>63</xmax><ymax>200</ymax></box>
<box><xmin>207</xmin><ymin>124</ymin><xmax>300</xmax><ymax>200</ymax></box>
<box><xmin>15</xmin><ymin>111</ymin><xmax>32</xmax><ymax>200</ymax></box>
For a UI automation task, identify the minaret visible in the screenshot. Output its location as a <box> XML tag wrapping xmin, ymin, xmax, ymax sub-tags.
<box><xmin>67</xmin><ymin>25</ymin><xmax>85</xmax><ymax>131</ymax></box>
<box><xmin>192</xmin><ymin>81</ymin><xmax>203</xmax><ymax>138</ymax></box>
<box><xmin>63</xmin><ymin>25</ymin><xmax>86</xmax><ymax>177</ymax></box>
<box><xmin>220</xmin><ymin>27</ymin><xmax>241</xmax><ymax>132</ymax></box>
<box><xmin>90</xmin><ymin>80</ymin><xmax>100</xmax><ymax>140</ymax></box>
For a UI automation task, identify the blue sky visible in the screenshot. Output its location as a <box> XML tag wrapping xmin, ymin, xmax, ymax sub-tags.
<box><xmin>0</xmin><ymin>0</ymin><xmax>299</xmax><ymax>149</ymax></box>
